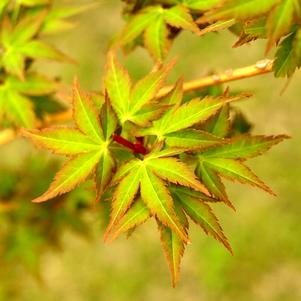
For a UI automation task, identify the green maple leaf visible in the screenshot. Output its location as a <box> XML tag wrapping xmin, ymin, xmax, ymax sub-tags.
<box><xmin>140</xmin><ymin>79</ymin><xmax>250</xmax><ymax>140</ymax></box>
<box><xmin>0</xmin><ymin>74</ymin><xmax>58</xmax><ymax>128</ymax></box>
<box><xmin>104</xmin><ymin>51</ymin><xmax>173</xmax><ymax>125</ymax></box>
<box><xmin>40</xmin><ymin>3</ymin><xmax>97</xmax><ymax>35</ymax></box>
<box><xmin>105</xmin><ymin>148</ymin><xmax>209</xmax><ymax>242</ymax></box>
<box><xmin>1</xmin><ymin>12</ymin><xmax>73</xmax><ymax>79</ymax></box>
<box><xmin>266</xmin><ymin>0</ymin><xmax>301</xmax><ymax>51</ymax></box>
<box><xmin>201</xmin><ymin>0</ymin><xmax>277</xmax><ymax>22</ymax></box>
<box><xmin>22</xmin><ymin>82</ymin><xmax>118</xmax><ymax>201</ymax></box>
<box><xmin>118</xmin><ymin>4</ymin><xmax>200</xmax><ymax>61</ymax></box>
<box><xmin>196</xmin><ymin>135</ymin><xmax>288</xmax><ymax>202</ymax></box>
<box><xmin>273</xmin><ymin>30</ymin><xmax>301</xmax><ymax>78</ymax></box>
<box><xmin>157</xmin><ymin>199</ymin><xmax>188</xmax><ymax>287</ymax></box>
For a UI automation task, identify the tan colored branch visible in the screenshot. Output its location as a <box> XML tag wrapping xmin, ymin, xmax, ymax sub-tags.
<box><xmin>0</xmin><ymin>59</ymin><xmax>273</xmax><ymax>146</ymax></box>
<box><xmin>157</xmin><ymin>59</ymin><xmax>273</xmax><ymax>97</ymax></box>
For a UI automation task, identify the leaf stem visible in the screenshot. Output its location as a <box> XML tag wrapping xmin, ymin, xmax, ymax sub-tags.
<box><xmin>112</xmin><ymin>134</ymin><xmax>148</xmax><ymax>155</ymax></box>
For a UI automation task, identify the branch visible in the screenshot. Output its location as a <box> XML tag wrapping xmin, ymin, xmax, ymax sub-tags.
<box><xmin>0</xmin><ymin>59</ymin><xmax>273</xmax><ymax>146</ymax></box>
<box><xmin>156</xmin><ymin>59</ymin><xmax>273</xmax><ymax>97</ymax></box>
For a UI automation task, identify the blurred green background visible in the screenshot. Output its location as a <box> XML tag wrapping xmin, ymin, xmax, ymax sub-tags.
<box><xmin>1</xmin><ymin>0</ymin><xmax>301</xmax><ymax>300</ymax></box>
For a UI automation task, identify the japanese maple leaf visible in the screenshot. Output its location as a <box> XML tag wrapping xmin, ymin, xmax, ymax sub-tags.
<box><xmin>196</xmin><ymin>102</ymin><xmax>289</xmax><ymax>207</ymax></box>
<box><xmin>1</xmin><ymin>11</ymin><xmax>73</xmax><ymax>79</ymax></box>
<box><xmin>104</xmin><ymin>147</ymin><xmax>209</xmax><ymax>241</ymax></box>
<box><xmin>118</xmin><ymin>4</ymin><xmax>200</xmax><ymax>61</ymax></box>
<box><xmin>22</xmin><ymin>82</ymin><xmax>118</xmax><ymax>201</ymax></box>
<box><xmin>0</xmin><ymin>74</ymin><xmax>57</xmax><ymax>128</ymax></box>
<box><xmin>104</xmin><ymin>51</ymin><xmax>174</xmax><ymax>126</ymax></box>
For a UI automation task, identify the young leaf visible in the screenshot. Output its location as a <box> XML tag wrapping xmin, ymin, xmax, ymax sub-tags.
<box><xmin>266</xmin><ymin>0</ymin><xmax>301</xmax><ymax>51</ymax></box>
<box><xmin>294</xmin><ymin>28</ymin><xmax>301</xmax><ymax>66</ymax></box>
<box><xmin>22</xmin><ymin>128</ymin><xmax>101</xmax><ymax>155</ymax></box>
<box><xmin>170</xmin><ymin>185</ymin><xmax>222</xmax><ymax>204</ymax></box>
<box><xmin>129</xmin><ymin>103</ymin><xmax>169</xmax><ymax>127</ymax></box>
<box><xmin>119</xmin><ymin>6</ymin><xmax>161</xmax><ymax>45</ymax></box>
<box><xmin>20</xmin><ymin>40</ymin><xmax>74</xmax><ymax>63</ymax></box>
<box><xmin>273</xmin><ymin>32</ymin><xmax>298</xmax><ymax>77</ymax></box>
<box><xmin>130</xmin><ymin>62</ymin><xmax>173</xmax><ymax>114</ymax></box>
<box><xmin>202</xmin><ymin>157</ymin><xmax>275</xmax><ymax>195</ymax></box>
<box><xmin>140</xmin><ymin>166</ymin><xmax>189</xmax><ymax>243</ymax></box>
<box><xmin>111</xmin><ymin>159</ymin><xmax>141</xmax><ymax>185</ymax></box>
<box><xmin>105</xmin><ymin>168</ymin><xmax>141</xmax><ymax>238</ymax></box>
<box><xmin>202</xmin><ymin>104</ymin><xmax>230</xmax><ymax>137</ymax></box>
<box><xmin>100</xmin><ymin>101</ymin><xmax>118</xmax><ymax>140</ymax></box>
<box><xmin>32</xmin><ymin>150</ymin><xmax>102</xmax><ymax>203</ymax></box>
<box><xmin>147</xmin><ymin>157</ymin><xmax>209</xmax><ymax>194</ymax></box>
<box><xmin>165</xmin><ymin>129</ymin><xmax>223</xmax><ymax>150</ymax></box>
<box><xmin>201</xmin><ymin>135</ymin><xmax>288</xmax><ymax>159</ymax></box>
<box><xmin>109</xmin><ymin>198</ymin><xmax>151</xmax><ymax>242</ymax></box>
<box><xmin>164</xmin><ymin>4</ymin><xmax>200</xmax><ymax>34</ymax></box>
<box><xmin>158</xmin><ymin>201</ymin><xmax>188</xmax><ymax>287</ymax></box>
<box><xmin>1</xmin><ymin>13</ymin><xmax>73</xmax><ymax>78</ymax></box>
<box><xmin>104</xmin><ymin>52</ymin><xmax>131</xmax><ymax>121</ymax></box>
<box><xmin>119</xmin><ymin>4</ymin><xmax>199</xmax><ymax>61</ymax></box>
<box><xmin>41</xmin><ymin>3</ymin><xmax>97</xmax><ymax>34</ymax></box>
<box><xmin>22</xmin><ymin>82</ymin><xmax>115</xmax><ymax>203</ymax></box>
<box><xmin>174</xmin><ymin>189</ymin><xmax>232</xmax><ymax>253</ymax></box>
<box><xmin>153</xmin><ymin>97</ymin><xmax>235</xmax><ymax>137</ymax></box>
<box><xmin>73</xmin><ymin>82</ymin><xmax>104</xmax><ymax>143</ymax></box>
<box><xmin>201</xmin><ymin>0</ymin><xmax>276</xmax><ymax>22</ymax></box>
<box><xmin>144</xmin><ymin>14</ymin><xmax>169</xmax><ymax>61</ymax></box>
<box><xmin>95</xmin><ymin>151</ymin><xmax>115</xmax><ymax>198</ymax></box>
<box><xmin>6</xmin><ymin>74</ymin><xmax>58</xmax><ymax>96</ymax></box>
<box><xmin>196</xmin><ymin>162</ymin><xmax>233</xmax><ymax>208</ymax></box>
<box><xmin>0</xmin><ymin>88</ymin><xmax>35</xmax><ymax>128</ymax></box>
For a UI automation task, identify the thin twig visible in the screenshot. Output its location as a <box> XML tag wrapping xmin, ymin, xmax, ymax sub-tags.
<box><xmin>157</xmin><ymin>59</ymin><xmax>273</xmax><ymax>97</ymax></box>
<box><xmin>0</xmin><ymin>59</ymin><xmax>274</xmax><ymax>146</ymax></box>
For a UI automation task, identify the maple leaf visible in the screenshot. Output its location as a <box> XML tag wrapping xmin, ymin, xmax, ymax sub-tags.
<box><xmin>273</xmin><ymin>30</ymin><xmax>301</xmax><ymax>78</ymax></box>
<box><xmin>157</xmin><ymin>200</ymin><xmax>188</xmax><ymax>287</ymax></box>
<box><xmin>140</xmin><ymin>78</ymin><xmax>250</xmax><ymax>140</ymax></box>
<box><xmin>196</xmin><ymin>135</ymin><xmax>289</xmax><ymax>203</ymax></box>
<box><xmin>200</xmin><ymin>0</ymin><xmax>277</xmax><ymax>22</ymax></box>
<box><xmin>40</xmin><ymin>3</ymin><xmax>97</xmax><ymax>34</ymax></box>
<box><xmin>0</xmin><ymin>74</ymin><xmax>58</xmax><ymax>128</ymax></box>
<box><xmin>1</xmin><ymin>12</ymin><xmax>73</xmax><ymax>79</ymax></box>
<box><xmin>105</xmin><ymin>147</ymin><xmax>209</xmax><ymax>241</ymax></box>
<box><xmin>22</xmin><ymin>82</ymin><xmax>117</xmax><ymax>202</ymax></box>
<box><xmin>104</xmin><ymin>51</ymin><xmax>173</xmax><ymax>125</ymax></box>
<box><xmin>118</xmin><ymin>4</ymin><xmax>200</xmax><ymax>61</ymax></box>
<box><xmin>265</xmin><ymin>0</ymin><xmax>301</xmax><ymax>52</ymax></box>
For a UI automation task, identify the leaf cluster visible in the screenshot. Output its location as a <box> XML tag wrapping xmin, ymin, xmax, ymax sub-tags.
<box><xmin>120</xmin><ymin>0</ymin><xmax>301</xmax><ymax>78</ymax></box>
<box><xmin>23</xmin><ymin>53</ymin><xmax>287</xmax><ymax>286</ymax></box>
<box><xmin>197</xmin><ymin>0</ymin><xmax>301</xmax><ymax>78</ymax></box>
<box><xmin>0</xmin><ymin>0</ymin><xmax>92</xmax><ymax>128</ymax></box>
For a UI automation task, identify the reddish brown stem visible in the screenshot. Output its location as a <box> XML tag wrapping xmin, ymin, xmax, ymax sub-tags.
<box><xmin>112</xmin><ymin>134</ymin><xmax>147</xmax><ymax>155</ymax></box>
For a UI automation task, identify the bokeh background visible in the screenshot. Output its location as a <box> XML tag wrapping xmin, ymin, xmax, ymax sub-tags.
<box><xmin>1</xmin><ymin>1</ymin><xmax>301</xmax><ymax>300</ymax></box>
